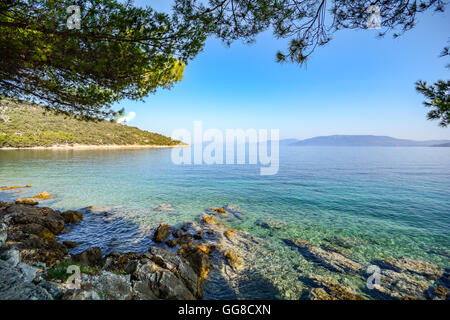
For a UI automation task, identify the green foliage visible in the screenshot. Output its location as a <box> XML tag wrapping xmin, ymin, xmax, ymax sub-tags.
<box><xmin>0</xmin><ymin>97</ymin><xmax>181</xmax><ymax>147</ymax></box>
<box><xmin>45</xmin><ymin>259</ymin><xmax>101</xmax><ymax>282</ymax></box>
<box><xmin>0</xmin><ymin>0</ymin><xmax>203</xmax><ymax>119</ymax></box>
<box><xmin>416</xmin><ymin>80</ymin><xmax>450</xmax><ymax>127</ymax></box>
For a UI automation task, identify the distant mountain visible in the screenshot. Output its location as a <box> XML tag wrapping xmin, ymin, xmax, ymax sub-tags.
<box><xmin>282</xmin><ymin>135</ymin><xmax>450</xmax><ymax>147</ymax></box>
<box><xmin>432</xmin><ymin>142</ymin><xmax>450</xmax><ymax>147</ymax></box>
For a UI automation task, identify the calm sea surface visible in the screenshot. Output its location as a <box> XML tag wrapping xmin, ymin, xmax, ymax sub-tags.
<box><xmin>1</xmin><ymin>146</ymin><xmax>449</xmax><ymax>299</ymax></box>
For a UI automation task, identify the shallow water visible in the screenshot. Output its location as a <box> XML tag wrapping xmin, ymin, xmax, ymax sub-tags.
<box><xmin>1</xmin><ymin>146</ymin><xmax>449</xmax><ymax>299</ymax></box>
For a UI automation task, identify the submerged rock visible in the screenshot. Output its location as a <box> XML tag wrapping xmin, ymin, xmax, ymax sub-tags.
<box><xmin>255</xmin><ymin>217</ymin><xmax>288</xmax><ymax>230</ymax></box>
<box><xmin>153</xmin><ymin>203</ymin><xmax>175</xmax><ymax>211</ymax></box>
<box><xmin>303</xmin><ymin>275</ymin><xmax>365</xmax><ymax>300</ymax></box>
<box><xmin>285</xmin><ymin>238</ymin><xmax>363</xmax><ymax>274</ymax></box>
<box><xmin>376</xmin><ymin>257</ymin><xmax>444</xmax><ymax>280</ymax></box>
<box><xmin>33</xmin><ymin>192</ymin><xmax>53</xmax><ymax>200</ymax></box>
<box><xmin>369</xmin><ymin>269</ymin><xmax>430</xmax><ymax>300</ymax></box>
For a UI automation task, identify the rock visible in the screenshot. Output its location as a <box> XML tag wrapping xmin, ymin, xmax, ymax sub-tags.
<box><xmin>90</xmin><ymin>271</ymin><xmax>133</xmax><ymax>300</ymax></box>
<box><xmin>7</xmin><ymin>205</ymin><xmax>65</xmax><ymax>234</ymax></box>
<box><xmin>148</xmin><ymin>247</ymin><xmax>202</xmax><ymax>299</ymax></box>
<box><xmin>369</xmin><ymin>268</ymin><xmax>431</xmax><ymax>300</ymax></box>
<box><xmin>0</xmin><ymin>260</ymin><xmax>54</xmax><ymax>300</ymax></box>
<box><xmin>193</xmin><ymin>231</ymin><xmax>204</xmax><ymax>240</ymax></box>
<box><xmin>224</xmin><ymin>251</ymin><xmax>243</xmax><ymax>270</ymax></box>
<box><xmin>285</xmin><ymin>238</ymin><xmax>363</xmax><ymax>274</ymax></box>
<box><xmin>211</xmin><ymin>207</ymin><xmax>227</xmax><ymax>214</ymax></box>
<box><xmin>166</xmin><ymin>239</ymin><xmax>177</xmax><ymax>248</ymax></box>
<box><xmin>430</xmin><ymin>285</ymin><xmax>449</xmax><ymax>300</ymax></box>
<box><xmin>72</xmin><ymin>247</ymin><xmax>104</xmax><ymax>267</ymax></box>
<box><xmin>172</xmin><ymin>229</ymin><xmax>183</xmax><ymax>238</ymax></box>
<box><xmin>64</xmin><ymin>289</ymin><xmax>101</xmax><ymax>300</ymax></box>
<box><xmin>17</xmin><ymin>262</ymin><xmax>40</xmax><ymax>282</ymax></box>
<box><xmin>133</xmin><ymin>259</ymin><xmax>195</xmax><ymax>300</ymax></box>
<box><xmin>326</xmin><ymin>236</ymin><xmax>367</xmax><ymax>249</ymax></box>
<box><xmin>33</xmin><ymin>192</ymin><xmax>53</xmax><ymax>200</ymax></box>
<box><xmin>15</xmin><ymin>198</ymin><xmax>39</xmax><ymax>206</ymax></box>
<box><xmin>376</xmin><ymin>257</ymin><xmax>444</xmax><ymax>280</ymax></box>
<box><xmin>0</xmin><ymin>249</ymin><xmax>21</xmax><ymax>266</ymax></box>
<box><xmin>152</xmin><ymin>223</ymin><xmax>171</xmax><ymax>243</ymax></box>
<box><xmin>303</xmin><ymin>275</ymin><xmax>365</xmax><ymax>300</ymax></box>
<box><xmin>63</xmin><ymin>241</ymin><xmax>78</xmax><ymax>249</ymax></box>
<box><xmin>255</xmin><ymin>217</ymin><xmax>287</xmax><ymax>230</ymax></box>
<box><xmin>61</xmin><ymin>210</ymin><xmax>83</xmax><ymax>224</ymax></box>
<box><xmin>0</xmin><ymin>223</ymin><xmax>6</xmax><ymax>247</ymax></box>
<box><xmin>153</xmin><ymin>203</ymin><xmax>175</xmax><ymax>211</ymax></box>
<box><xmin>202</xmin><ymin>214</ymin><xmax>216</xmax><ymax>225</ymax></box>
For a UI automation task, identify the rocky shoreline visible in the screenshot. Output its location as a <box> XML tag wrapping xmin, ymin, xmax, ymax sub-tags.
<box><xmin>0</xmin><ymin>196</ymin><xmax>449</xmax><ymax>300</ymax></box>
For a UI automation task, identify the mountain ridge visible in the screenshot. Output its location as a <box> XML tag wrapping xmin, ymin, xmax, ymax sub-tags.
<box><xmin>283</xmin><ymin>135</ymin><xmax>450</xmax><ymax>147</ymax></box>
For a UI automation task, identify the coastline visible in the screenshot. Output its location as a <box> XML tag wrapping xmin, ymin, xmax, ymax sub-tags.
<box><xmin>0</xmin><ymin>144</ymin><xmax>190</xmax><ymax>150</ymax></box>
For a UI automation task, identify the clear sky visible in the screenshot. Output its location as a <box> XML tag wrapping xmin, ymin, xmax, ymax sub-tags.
<box><xmin>115</xmin><ymin>1</ymin><xmax>450</xmax><ymax>141</ymax></box>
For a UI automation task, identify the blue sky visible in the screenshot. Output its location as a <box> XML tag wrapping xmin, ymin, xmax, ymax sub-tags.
<box><xmin>115</xmin><ymin>1</ymin><xmax>450</xmax><ymax>141</ymax></box>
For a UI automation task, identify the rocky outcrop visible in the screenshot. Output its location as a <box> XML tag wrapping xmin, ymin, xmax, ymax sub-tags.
<box><xmin>284</xmin><ymin>238</ymin><xmax>364</xmax><ymax>274</ymax></box>
<box><xmin>0</xmin><ymin>221</ymin><xmax>62</xmax><ymax>300</ymax></box>
<box><xmin>1</xmin><ymin>204</ymin><xmax>68</xmax><ymax>265</ymax></box>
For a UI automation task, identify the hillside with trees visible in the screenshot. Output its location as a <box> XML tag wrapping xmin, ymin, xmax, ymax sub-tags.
<box><xmin>0</xmin><ymin>97</ymin><xmax>180</xmax><ymax>148</ymax></box>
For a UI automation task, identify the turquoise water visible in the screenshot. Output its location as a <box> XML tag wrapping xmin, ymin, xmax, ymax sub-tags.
<box><xmin>1</xmin><ymin>146</ymin><xmax>449</xmax><ymax>298</ymax></box>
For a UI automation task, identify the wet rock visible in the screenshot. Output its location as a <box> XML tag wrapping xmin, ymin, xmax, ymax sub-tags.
<box><xmin>255</xmin><ymin>217</ymin><xmax>288</xmax><ymax>230</ymax></box>
<box><xmin>72</xmin><ymin>247</ymin><xmax>104</xmax><ymax>267</ymax></box>
<box><xmin>152</xmin><ymin>223</ymin><xmax>171</xmax><ymax>243</ymax></box>
<box><xmin>223</xmin><ymin>204</ymin><xmax>245</xmax><ymax>220</ymax></box>
<box><xmin>224</xmin><ymin>251</ymin><xmax>243</xmax><ymax>270</ymax></box>
<box><xmin>369</xmin><ymin>269</ymin><xmax>430</xmax><ymax>300</ymax></box>
<box><xmin>15</xmin><ymin>198</ymin><xmax>39</xmax><ymax>206</ymax></box>
<box><xmin>376</xmin><ymin>257</ymin><xmax>444</xmax><ymax>280</ymax></box>
<box><xmin>154</xmin><ymin>203</ymin><xmax>175</xmax><ymax>211</ymax></box>
<box><xmin>172</xmin><ymin>228</ymin><xmax>183</xmax><ymax>238</ymax></box>
<box><xmin>166</xmin><ymin>239</ymin><xmax>178</xmax><ymax>248</ymax></box>
<box><xmin>6</xmin><ymin>205</ymin><xmax>65</xmax><ymax>234</ymax></box>
<box><xmin>326</xmin><ymin>236</ymin><xmax>367</xmax><ymax>249</ymax></box>
<box><xmin>285</xmin><ymin>238</ymin><xmax>363</xmax><ymax>274</ymax></box>
<box><xmin>61</xmin><ymin>210</ymin><xmax>83</xmax><ymax>224</ymax></box>
<box><xmin>321</xmin><ymin>243</ymin><xmax>352</xmax><ymax>258</ymax></box>
<box><xmin>304</xmin><ymin>275</ymin><xmax>365</xmax><ymax>300</ymax></box>
<box><xmin>62</xmin><ymin>241</ymin><xmax>77</xmax><ymax>249</ymax></box>
<box><xmin>193</xmin><ymin>230</ymin><xmax>204</xmax><ymax>240</ymax></box>
<box><xmin>33</xmin><ymin>192</ymin><xmax>53</xmax><ymax>200</ymax></box>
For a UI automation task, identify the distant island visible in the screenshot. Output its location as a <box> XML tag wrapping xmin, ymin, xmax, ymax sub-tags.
<box><xmin>0</xmin><ymin>97</ymin><xmax>182</xmax><ymax>149</ymax></box>
<box><xmin>283</xmin><ymin>135</ymin><xmax>450</xmax><ymax>147</ymax></box>
<box><xmin>432</xmin><ymin>142</ymin><xmax>450</xmax><ymax>147</ymax></box>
